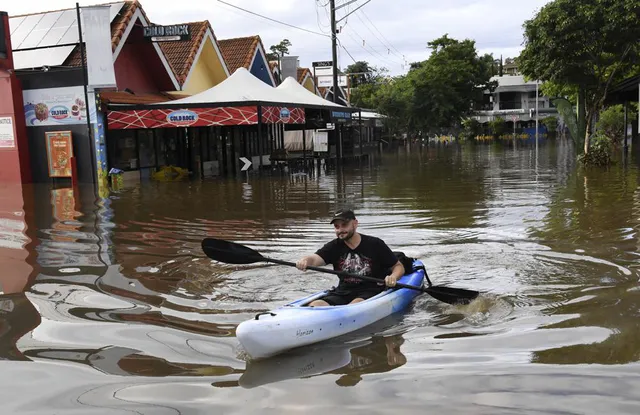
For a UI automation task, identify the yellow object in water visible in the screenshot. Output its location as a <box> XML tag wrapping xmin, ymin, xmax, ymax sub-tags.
<box><xmin>152</xmin><ymin>165</ymin><xmax>189</xmax><ymax>181</ymax></box>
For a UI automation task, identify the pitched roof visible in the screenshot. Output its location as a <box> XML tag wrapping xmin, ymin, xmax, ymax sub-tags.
<box><xmin>99</xmin><ymin>91</ymin><xmax>178</xmax><ymax>105</ymax></box>
<box><xmin>157</xmin><ymin>21</ymin><xmax>211</xmax><ymax>85</ymax></box>
<box><xmin>65</xmin><ymin>1</ymin><xmax>147</xmax><ymax>66</ymax></box>
<box><xmin>218</xmin><ymin>35</ymin><xmax>261</xmax><ymax>74</ymax></box>
<box><xmin>297</xmin><ymin>67</ymin><xmax>310</xmax><ymax>83</ymax></box>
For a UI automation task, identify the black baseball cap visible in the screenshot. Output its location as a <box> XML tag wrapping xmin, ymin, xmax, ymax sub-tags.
<box><xmin>330</xmin><ymin>209</ymin><xmax>356</xmax><ymax>224</ymax></box>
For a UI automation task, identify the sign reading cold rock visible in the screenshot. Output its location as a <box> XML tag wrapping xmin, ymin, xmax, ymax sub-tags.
<box><xmin>23</xmin><ymin>86</ymin><xmax>97</xmax><ymax>127</ymax></box>
<box><xmin>144</xmin><ymin>24</ymin><xmax>191</xmax><ymax>42</ymax></box>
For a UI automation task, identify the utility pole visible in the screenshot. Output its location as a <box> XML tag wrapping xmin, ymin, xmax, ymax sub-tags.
<box><xmin>330</xmin><ymin>0</ymin><xmax>339</xmax><ymax>104</ymax></box>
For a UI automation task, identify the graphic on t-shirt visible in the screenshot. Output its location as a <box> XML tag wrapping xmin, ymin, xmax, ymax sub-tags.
<box><xmin>338</xmin><ymin>253</ymin><xmax>373</xmax><ymax>283</ymax></box>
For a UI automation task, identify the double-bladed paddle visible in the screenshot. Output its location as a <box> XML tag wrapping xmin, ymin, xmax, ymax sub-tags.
<box><xmin>201</xmin><ymin>238</ymin><xmax>479</xmax><ymax>305</ymax></box>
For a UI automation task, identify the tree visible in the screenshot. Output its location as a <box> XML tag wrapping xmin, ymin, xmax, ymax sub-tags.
<box><xmin>345</xmin><ymin>61</ymin><xmax>387</xmax><ymax>88</ymax></box>
<box><xmin>266</xmin><ymin>39</ymin><xmax>292</xmax><ymax>62</ymax></box>
<box><xmin>407</xmin><ymin>35</ymin><xmax>497</xmax><ymax>133</ymax></box>
<box><xmin>374</xmin><ymin>76</ymin><xmax>413</xmax><ymax>136</ymax></box>
<box><xmin>541</xmin><ymin>116</ymin><xmax>558</xmax><ymax>134</ymax></box>
<box><xmin>596</xmin><ymin>104</ymin><xmax>638</xmax><ymax>146</ymax></box>
<box><xmin>488</xmin><ymin>117</ymin><xmax>506</xmax><ymax>137</ymax></box>
<box><xmin>519</xmin><ymin>0</ymin><xmax>640</xmax><ymax>155</ymax></box>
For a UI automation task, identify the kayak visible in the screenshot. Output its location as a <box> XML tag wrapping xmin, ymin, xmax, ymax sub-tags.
<box><xmin>235</xmin><ymin>259</ymin><xmax>425</xmax><ymax>359</ymax></box>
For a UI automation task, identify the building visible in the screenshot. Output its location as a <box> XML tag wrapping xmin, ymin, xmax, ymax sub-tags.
<box><xmin>158</xmin><ymin>21</ymin><xmax>231</xmax><ymax>96</ymax></box>
<box><xmin>218</xmin><ymin>35</ymin><xmax>277</xmax><ymax>87</ymax></box>
<box><xmin>473</xmin><ymin>75</ymin><xmax>558</xmax><ymax>125</ymax></box>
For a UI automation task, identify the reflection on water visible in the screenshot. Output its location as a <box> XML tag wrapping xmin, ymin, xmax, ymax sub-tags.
<box><xmin>2</xmin><ymin>141</ymin><xmax>640</xmax><ymax>413</ymax></box>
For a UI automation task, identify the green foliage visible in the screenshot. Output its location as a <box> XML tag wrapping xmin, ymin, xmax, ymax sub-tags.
<box><xmin>519</xmin><ymin>0</ymin><xmax>640</xmax><ymax>154</ymax></box>
<box><xmin>351</xmin><ymin>35</ymin><xmax>495</xmax><ymax>135</ymax></box>
<box><xmin>461</xmin><ymin>118</ymin><xmax>482</xmax><ymax>140</ymax></box>
<box><xmin>596</xmin><ymin>104</ymin><xmax>638</xmax><ymax>146</ymax></box>
<box><xmin>408</xmin><ymin>35</ymin><xmax>497</xmax><ymax>133</ymax></box>
<box><xmin>578</xmin><ymin>132</ymin><xmax>613</xmax><ymax>167</ymax></box>
<box><xmin>374</xmin><ymin>77</ymin><xmax>413</xmax><ymax>135</ymax></box>
<box><xmin>553</xmin><ymin>98</ymin><xmax>582</xmax><ymax>150</ymax></box>
<box><xmin>488</xmin><ymin>117</ymin><xmax>506</xmax><ymax>137</ymax></box>
<box><xmin>344</xmin><ymin>61</ymin><xmax>387</xmax><ymax>88</ymax></box>
<box><xmin>541</xmin><ymin>116</ymin><xmax>558</xmax><ymax>133</ymax></box>
<box><xmin>350</xmin><ymin>82</ymin><xmax>379</xmax><ymax>109</ymax></box>
<box><xmin>266</xmin><ymin>39</ymin><xmax>292</xmax><ymax>61</ymax></box>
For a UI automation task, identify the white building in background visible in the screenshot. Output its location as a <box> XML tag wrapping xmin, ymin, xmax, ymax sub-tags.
<box><xmin>474</xmin><ymin>75</ymin><xmax>559</xmax><ymax>124</ymax></box>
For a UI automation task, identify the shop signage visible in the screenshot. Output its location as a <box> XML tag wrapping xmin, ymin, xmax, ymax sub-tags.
<box><xmin>166</xmin><ymin>110</ymin><xmax>199</xmax><ymax>126</ymax></box>
<box><xmin>45</xmin><ymin>131</ymin><xmax>73</xmax><ymax>178</ymax></box>
<box><xmin>0</xmin><ymin>116</ymin><xmax>15</xmax><ymax>148</ymax></box>
<box><xmin>23</xmin><ymin>86</ymin><xmax>96</xmax><ymax>127</ymax></box>
<box><xmin>144</xmin><ymin>24</ymin><xmax>191</xmax><ymax>42</ymax></box>
<box><xmin>312</xmin><ymin>61</ymin><xmax>333</xmax><ymax>68</ymax></box>
<box><xmin>317</xmin><ymin>75</ymin><xmax>348</xmax><ymax>87</ymax></box>
<box><xmin>331</xmin><ymin>111</ymin><xmax>352</xmax><ymax>120</ymax></box>
<box><xmin>279</xmin><ymin>108</ymin><xmax>291</xmax><ymax>122</ymax></box>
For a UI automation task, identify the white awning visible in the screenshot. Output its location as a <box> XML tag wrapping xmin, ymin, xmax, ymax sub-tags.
<box><xmin>157</xmin><ymin>67</ymin><xmax>292</xmax><ymax>106</ymax></box>
<box><xmin>276</xmin><ymin>76</ymin><xmax>348</xmax><ymax>110</ymax></box>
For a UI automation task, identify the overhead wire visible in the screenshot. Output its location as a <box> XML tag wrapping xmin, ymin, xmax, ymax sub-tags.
<box><xmin>359</xmin><ymin>8</ymin><xmax>404</xmax><ymax>60</ymax></box>
<box><xmin>216</xmin><ymin>0</ymin><xmax>329</xmax><ymax>37</ymax></box>
<box><xmin>354</xmin><ymin>11</ymin><xmax>404</xmax><ymax>61</ymax></box>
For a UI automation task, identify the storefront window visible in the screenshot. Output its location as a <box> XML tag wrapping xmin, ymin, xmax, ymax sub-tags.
<box><xmin>164</xmin><ymin>129</ymin><xmax>179</xmax><ymax>166</ymax></box>
<box><xmin>108</xmin><ymin>130</ymin><xmax>138</xmax><ymax>171</ymax></box>
<box><xmin>138</xmin><ymin>130</ymin><xmax>156</xmax><ymax>168</ymax></box>
<box><xmin>155</xmin><ymin>129</ymin><xmax>167</xmax><ymax>166</ymax></box>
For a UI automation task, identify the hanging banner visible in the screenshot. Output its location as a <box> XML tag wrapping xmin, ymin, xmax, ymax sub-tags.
<box><xmin>0</xmin><ymin>116</ymin><xmax>15</xmax><ymax>148</ymax></box>
<box><xmin>82</xmin><ymin>6</ymin><xmax>117</xmax><ymax>89</ymax></box>
<box><xmin>107</xmin><ymin>106</ymin><xmax>305</xmax><ymax>129</ymax></box>
<box><xmin>23</xmin><ymin>86</ymin><xmax>97</xmax><ymax>127</ymax></box>
<box><xmin>45</xmin><ymin>131</ymin><xmax>74</xmax><ymax>177</ymax></box>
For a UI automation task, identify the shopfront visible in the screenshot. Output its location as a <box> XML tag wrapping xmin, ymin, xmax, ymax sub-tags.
<box><xmin>105</xmin><ymin>123</ymin><xmax>277</xmax><ymax>180</ymax></box>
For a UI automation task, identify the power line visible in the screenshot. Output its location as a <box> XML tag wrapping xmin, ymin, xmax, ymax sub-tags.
<box><xmin>360</xmin><ymin>9</ymin><xmax>404</xmax><ymax>59</ymax></box>
<box><xmin>345</xmin><ymin>26</ymin><xmax>403</xmax><ymax>66</ymax></box>
<box><xmin>216</xmin><ymin>0</ymin><xmax>329</xmax><ymax>37</ymax></box>
<box><xmin>314</xmin><ymin>0</ymin><xmax>331</xmax><ymax>33</ymax></box>
<box><xmin>337</xmin><ymin>0</ymin><xmax>372</xmax><ymax>23</ymax></box>
<box><xmin>354</xmin><ymin>11</ymin><xmax>403</xmax><ymax>61</ymax></box>
<box><xmin>337</xmin><ymin>38</ymin><xmax>357</xmax><ymax>63</ymax></box>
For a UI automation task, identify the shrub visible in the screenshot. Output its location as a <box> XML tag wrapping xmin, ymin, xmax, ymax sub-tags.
<box><xmin>578</xmin><ymin>132</ymin><xmax>613</xmax><ymax>167</ymax></box>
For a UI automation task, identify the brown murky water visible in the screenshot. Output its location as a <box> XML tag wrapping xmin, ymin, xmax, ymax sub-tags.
<box><xmin>2</xmin><ymin>139</ymin><xmax>640</xmax><ymax>414</ymax></box>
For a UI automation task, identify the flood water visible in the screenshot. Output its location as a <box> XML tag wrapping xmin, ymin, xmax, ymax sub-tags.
<box><xmin>1</xmin><ymin>139</ymin><xmax>640</xmax><ymax>414</ymax></box>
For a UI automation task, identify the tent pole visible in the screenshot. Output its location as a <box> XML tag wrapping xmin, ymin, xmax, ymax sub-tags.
<box><xmin>257</xmin><ymin>105</ymin><xmax>263</xmax><ymax>172</ymax></box>
<box><xmin>302</xmin><ymin>127</ymin><xmax>307</xmax><ymax>172</ymax></box>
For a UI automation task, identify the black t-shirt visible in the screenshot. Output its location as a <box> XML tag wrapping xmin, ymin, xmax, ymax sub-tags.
<box><xmin>315</xmin><ymin>234</ymin><xmax>399</xmax><ymax>294</ymax></box>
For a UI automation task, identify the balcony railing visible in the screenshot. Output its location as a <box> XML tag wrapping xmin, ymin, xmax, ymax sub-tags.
<box><xmin>499</xmin><ymin>101</ymin><xmax>522</xmax><ymax>110</ymax></box>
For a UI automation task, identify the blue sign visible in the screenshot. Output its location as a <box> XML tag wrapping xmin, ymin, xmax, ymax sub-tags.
<box><xmin>280</xmin><ymin>108</ymin><xmax>291</xmax><ymax>122</ymax></box>
<box><xmin>331</xmin><ymin>111</ymin><xmax>351</xmax><ymax>120</ymax></box>
<box><xmin>167</xmin><ymin>110</ymin><xmax>198</xmax><ymax>126</ymax></box>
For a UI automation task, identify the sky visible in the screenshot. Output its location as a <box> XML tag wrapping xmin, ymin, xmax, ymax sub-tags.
<box><xmin>1</xmin><ymin>0</ymin><xmax>553</xmax><ymax>76</ymax></box>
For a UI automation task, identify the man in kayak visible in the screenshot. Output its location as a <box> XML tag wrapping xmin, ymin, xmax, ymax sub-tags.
<box><xmin>296</xmin><ymin>209</ymin><xmax>405</xmax><ymax>306</ymax></box>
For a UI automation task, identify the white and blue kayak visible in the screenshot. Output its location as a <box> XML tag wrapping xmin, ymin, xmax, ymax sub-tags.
<box><xmin>236</xmin><ymin>260</ymin><xmax>425</xmax><ymax>359</ymax></box>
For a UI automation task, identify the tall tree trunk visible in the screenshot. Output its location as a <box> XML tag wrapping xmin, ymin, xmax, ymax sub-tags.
<box><xmin>578</xmin><ymin>87</ymin><xmax>587</xmax><ymax>153</ymax></box>
<box><xmin>584</xmin><ymin>110</ymin><xmax>593</xmax><ymax>154</ymax></box>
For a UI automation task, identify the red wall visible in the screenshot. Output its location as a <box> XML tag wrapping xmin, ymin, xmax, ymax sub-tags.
<box><xmin>0</xmin><ymin>11</ymin><xmax>31</xmax><ymax>183</ymax></box>
<box><xmin>114</xmin><ymin>23</ymin><xmax>175</xmax><ymax>93</ymax></box>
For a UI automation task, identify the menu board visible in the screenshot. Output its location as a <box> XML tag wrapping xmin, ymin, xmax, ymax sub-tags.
<box><xmin>45</xmin><ymin>131</ymin><xmax>74</xmax><ymax>177</ymax></box>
